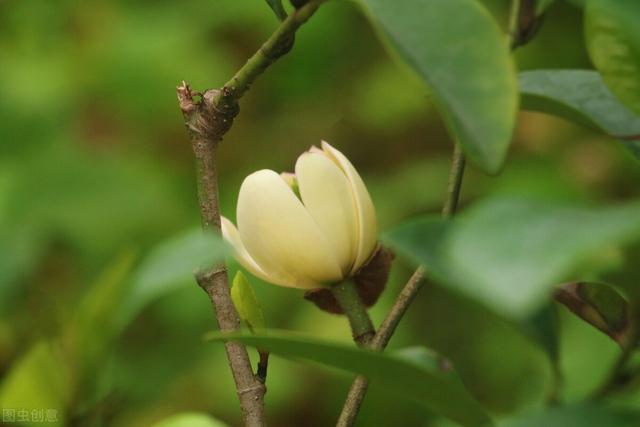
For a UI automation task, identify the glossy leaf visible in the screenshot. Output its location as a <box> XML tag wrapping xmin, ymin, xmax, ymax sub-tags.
<box><xmin>519</xmin><ymin>70</ymin><xmax>640</xmax><ymax>155</ymax></box>
<box><xmin>206</xmin><ymin>331</ymin><xmax>493</xmax><ymax>427</ymax></box>
<box><xmin>231</xmin><ymin>271</ymin><xmax>266</xmax><ymax>332</ymax></box>
<box><xmin>265</xmin><ymin>0</ymin><xmax>287</xmax><ymax>21</ymax></box>
<box><xmin>386</xmin><ymin>198</ymin><xmax>640</xmax><ymax>319</ymax></box>
<box><xmin>585</xmin><ymin>0</ymin><xmax>640</xmax><ymax>115</ymax></box>
<box><xmin>554</xmin><ymin>282</ymin><xmax>630</xmax><ymax>346</ymax></box>
<box><xmin>362</xmin><ymin>0</ymin><xmax>518</xmax><ymax>173</ymax></box>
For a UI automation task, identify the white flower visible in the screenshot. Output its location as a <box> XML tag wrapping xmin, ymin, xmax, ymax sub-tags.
<box><xmin>222</xmin><ymin>141</ymin><xmax>377</xmax><ymax>289</ymax></box>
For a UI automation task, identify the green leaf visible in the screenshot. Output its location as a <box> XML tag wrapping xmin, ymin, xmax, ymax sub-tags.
<box><xmin>206</xmin><ymin>331</ymin><xmax>493</xmax><ymax>427</ymax></box>
<box><xmin>386</xmin><ymin>197</ymin><xmax>640</xmax><ymax>319</ymax></box>
<box><xmin>554</xmin><ymin>282</ymin><xmax>630</xmax><ymax>346</ymax></box>
<box><xmin>265</xmin><ymin>0</ymin><xmax>287</xmax><ymax>21</ymax></box>
<box><xmin>151</xmin><ymin>412</ymin><xmax>229</xmax><ymax>427</ymax></box>
<box><xmin>585</xmin><ymin>0</ymin><xmax>640</xmax><ymax>115</ymax></box>
<box><xmin>519</xmin><ymin>70</ymin><xmax>640</xmax><ymax>158</ymax></box>
<box><xmin>417</xmin><ymin>285</ymin><xmax>552</xmax><ymax>413</ymax></box>
<box><xmin>120</xmin><ymin>228</ymin><xmax>229</xmax><ymax>325</ymax></box>
<box><xmin>362</xmin><ymin>0</ymin><xmax>518</xmax><ymax>173</ymax></box>
<box><xmin>0</xmin><ymin>341</ymin><xmax>70</xmax><ymax>427</ymax></box>
<box><xmin>499</xmin><ymin>405</ymin><xmax>640</xmax><ymax>427</ymax></box>
<box><xmin>536</xmin><ymin>0</ymin><xmax>556</xmax><ymax>15</ymax></box>
<box><xmin>231</xmin><ymin>271</ymin><xmax>266</xmax><ymax>332</ymax></box>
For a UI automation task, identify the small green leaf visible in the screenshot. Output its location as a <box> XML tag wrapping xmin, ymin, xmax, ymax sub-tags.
<box><xmin>206</xmin><ymin>331</ymin><xmax>493</xmax><ymax>427</ymax></box>
<box><xmin>231</xmin><ymin>271</ymin><xmax>266</xmax><ymax>332</ymax></box>
<box><xmin>554</xmin><ymin>282</ymin><xmax>630</xmax><ymax>346</ymax></box>
<box><xmin>519</xmin><ymin>70</ymin><xmax>640</xmax><ymax>159</ymax></box>
<box><xmin>385</xmin><ymin>197</ymin><xmax>640</xmax><ymax>319</ymax></box>
<box><xmin>265</xmin><ymin>0</ymin><xmax>287</xmax><ymax>21</ymax></box>
<box><xmin>499</xmin><ymin>405</ymin><xmax>640</xmax><ymax>427</ymax></box>
<box><xmin>362</xmin><ymin>0</ymin><xmax>518</xmax><ymax>173</ymax></box>
<box><xmin>585</xmin><ymin>0</ymin><xmax>640</xmax><ymax>115</ymax></box>
<box><xmin>151</xmin><ymin>412</ymin><xmax>229</xmax><ymax>427</ymax></box>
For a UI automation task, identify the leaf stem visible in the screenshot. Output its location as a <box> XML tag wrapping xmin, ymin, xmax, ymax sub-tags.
<box><xmin>335</xmin><ymin>143</ymin><xmax>466</xmax><ymax>427</ymax></box>
<box><xmin>335</xmin><ymin>0</ymin><xmax>530</xmax><ymax>420</ymax></box>
<box><xmin>332</xmin><ymin>282</ymin><xmax>376</xmax><ymax>347</ymax></box>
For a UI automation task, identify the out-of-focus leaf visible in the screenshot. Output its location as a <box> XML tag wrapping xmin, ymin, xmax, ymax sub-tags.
<box><xmin>386</xmin><ymin>197</ymin><xmax>640</xmax><ymax>319</ymax></box>
<box><xmin>536</xmin><ymin>0</ymin><xmax>556</xmax><ymax>14</ymax></box>
<box><xmin>119</xmin><ymin>229</ymin><xmax>228</xmax><ymax>325</ymax></box>
<box><xmin>151</xmin><ymin>412</ymin><xmax>229</xmax><ymax>427</ymax></box>
<box><xmin>519</xmin><ymin>70</ymin><xmax>640</xmax><ymax>159</ymax></box>
<box><xmin>524</xmin><ymin>303</ymin><xmax>560</xmax><ymax>362</ymax></box>
<box><xmin>362</xmin><ymin>0</ymin><xmax>517</xmax><ymax>173</ymax></box>
<box><xmin>499</xmin><ymin>405</ymin><xmax>640</xmax><ymax>427</ymax></box>
<box><xmin>585</xmin><ymin>0</ymin><xmax>640</xmax><ymax>115</ymax></box>
<box><xmin>415</xmin><ymin>285</ymin><xmax>552</xmax><ymax>413</ymax></box>
<box><xmin>554</xmin><ymin>282</ymin><xmax>630</xmax><ymax>346</ymax></box>
<box><xmin>392</xmin><ymin>346</ymin><xmax>445</xmax><ymax>373</ymax></box>
<box><xmin>0</xmin><ymin>341</ymin><xmax>70</xmax><ymax>427</ymax></box>
<box><xmin>67</xmin><ymin>251</ymin><xmax>138</xmax><ymax>385</ymax></box>
<box><xmin>265</xmin><ymin>0</ymin><xmax>287</xmax><ymax>20</ymax></box>
<box><xmin>206</xmin><ymin>331</ymin><xmax>493</xmax><ymax>427</ymax></box>
<box><xmin>231</xmin><ymin>271</ymin><xmax>266</xmax><ymax>332</ymax></box>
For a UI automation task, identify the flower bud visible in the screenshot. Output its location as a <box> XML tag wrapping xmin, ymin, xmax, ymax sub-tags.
<box><xmin>222</xmin><ymin>141</ymin><xmax>381</xmax><ymax>292</ymax></box>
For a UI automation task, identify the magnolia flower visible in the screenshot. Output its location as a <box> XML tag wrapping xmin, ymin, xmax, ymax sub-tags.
<box><xmin>222</xmin><ymin>141</ymin><xmax>377</xmax><ymax>290</ymax></box>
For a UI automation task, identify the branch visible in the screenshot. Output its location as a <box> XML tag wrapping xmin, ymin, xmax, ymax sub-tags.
<box><xmin>335</xmin><ymin>145</ymin><xmax>466</xmax><ymax>427</ymax></box>
<box><xmin>176</xmin><ymin>2</ymin><xmax>325</xmax><ymax>425</ymax></box>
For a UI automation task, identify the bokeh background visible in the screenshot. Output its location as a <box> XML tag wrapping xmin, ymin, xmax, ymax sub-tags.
<box><xmin>1</xmin><ymin>0</ymin><xmax>639</xmax><ymax>426</ymax></box>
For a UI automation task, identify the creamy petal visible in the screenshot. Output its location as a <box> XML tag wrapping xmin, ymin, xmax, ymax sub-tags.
<box><xmin>296</xmin><ymin>152</ymin><xmax>358</xmax><ymax>274</ymax></box>
<box><xmin>321</xmin><ymin>141</ymin><xmax>378</xmax><ymax>274</ymax></box>
<box><xmin>237</xmin><ymin>169</ymin><xmax>343</xmax><ymax>286</ymax></box>
<box><xmin>222</xmin><ymin>216</ymin><xmax>318</xmax><ymax>289</ymax></box>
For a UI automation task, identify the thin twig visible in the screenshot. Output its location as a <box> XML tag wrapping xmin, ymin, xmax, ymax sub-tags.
<box><xmin>176</xmin><ymin>2</ymin><xmax>325</xmax><ymax>425</ymax></box>
<box><xmin>335</xmin><ymin>145</ymin><xmax>466</xmax><ymax>427</ymax></box>
<box><xmin>336</xmin><ymin>0</ymin><xmax>536</xmax><ymax>420</ymax></box>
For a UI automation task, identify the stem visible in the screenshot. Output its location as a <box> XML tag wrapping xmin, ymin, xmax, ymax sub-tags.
<box><xmin>441</xmin><ymin>144</ymin><xmax>466</xmax><ymax>219</ymax></box>
<box><xmin>336</xmin><ymin>0</ymin><xmax>529</xmax><ymax>418</ymax></box>
<box><xmin>176</xmin><ymin>2</ymin><xmax>325</xmax><ymax>425</ymax></box>
<box><xmin>331</xmin><ymin>282</ymin><xmax>375</xmax><ymax>347</ymax></box>
<box><xmin>335</xmin><ymin>144</ymin><xmax>466</xmax><ymax>427</ymax></box>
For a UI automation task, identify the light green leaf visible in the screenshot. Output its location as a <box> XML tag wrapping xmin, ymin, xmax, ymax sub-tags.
<box><xmin>231</xmin><ymin>271</ymin><xmax>266</xmax><ymax>332</ymax></box>
<box><xmin>0</xmin><ymin>341</ymin><xmax>70</xmax><ymax>427</ymax></box>
<box><xmin>120</xmin><ymin>228</ymin><xmax>229</xmax><ymax>325</ymax></box>
<box><xmin>499</xmin><ymin>405</ymin><xmax>640</xmax><ymax>427</ymax></box>
<box><xmin>265</xmin><ymin>0</ymin><xmax>287</xmax><ymax>21</ymax></box>
<box><xmin>151</xmin><ymin>412</ymin><xmax>229</xmax><ymax>427</ymax></box>
<box><xmin>206</xmin><ymin>331</ymin><xmax>493</xmax><ymax>427</ymax></box>
<box><xmin>585</xmin><ymin>0</ymin><xmax>640</xmax><ymax>115</ymax></box>
<box><xmin>386</xmin><ymin>198</ymin><xmax>640</xmax><ymax>319</ymax></box>
<box><xmin>361</xmin><ymin>0</ymin><xmax>518</xmax><ymax>173</ymax></box>
<box><xmin>519</xmin><ymin>70</ymin><xmax>640</xmax><ymax>159</ymax></box>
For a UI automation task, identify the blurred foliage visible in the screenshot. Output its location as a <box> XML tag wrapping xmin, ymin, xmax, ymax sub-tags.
<box><xmin>1</xmin><ymin>0</ymin><xmax>640</xmax><ymax>426</ymax></box>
